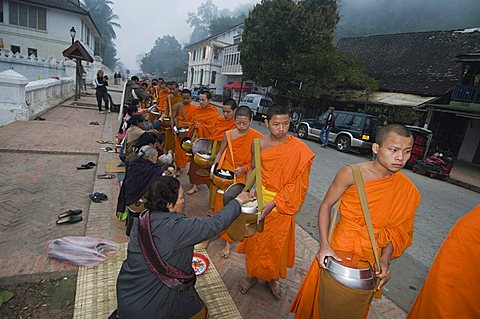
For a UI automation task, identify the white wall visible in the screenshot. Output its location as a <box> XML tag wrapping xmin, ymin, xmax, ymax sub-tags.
<box><xmin>0</xmin><ymin>0</ymin><xmax>96</xmax><ymax>60</ymax></box>
<box><xmin>0</xmin><ymin>69</ymin><xmax>74</xmax><ymax>126</ymax></box>
<box><xmin>457</xmin><ymin>119</ymin><xmax>480</xmax><ymax>163</ymax></box>
<box><xmin>186</xmin><ymin>25</ymin><xmax>243</xmax><ymax>91</ymax></box>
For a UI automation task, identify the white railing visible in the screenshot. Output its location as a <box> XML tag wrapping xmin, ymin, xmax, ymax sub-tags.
<box><xmin>25</xmin><ymin>77</ymin><xmax>75</xmax><ymax>116</ymax></box>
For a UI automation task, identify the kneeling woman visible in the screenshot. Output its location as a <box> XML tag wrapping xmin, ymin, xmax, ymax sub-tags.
<box><xmin>115</xmin><ymin>176</ymin><xmax>250</xmax><ymax>319</ymax></box>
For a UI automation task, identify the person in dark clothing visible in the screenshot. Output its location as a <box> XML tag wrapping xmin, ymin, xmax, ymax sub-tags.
<box><xmin>115</xmin><ymin>176</ymin><xmax>251</xmax><ymax>319</ymax></box>
<box><xmin>125</xmin><ymin>76</ymin><xmax>151</xmax><ymax>105</ymax></box>
<box><xmin>320</xmin><ymin>107</ymin><xmax>335</xmax><ymax>147</ymax></box>
<box><xmin>95</xmin><ymin>69</ymin><xmax>109</xmax><ymax>112</ymax></box>
<box><xmin>116</xmin><ymin>145</ymin><xmax>163</xmax><ymax>235</ymax></box>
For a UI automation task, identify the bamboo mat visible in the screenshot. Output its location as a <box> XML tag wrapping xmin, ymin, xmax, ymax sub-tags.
<box><xmin>73</xmin><ymin>243</ymin><xmax>242</xmax><ymax>319</ymax></box>
<box><xmin>105</xmin><ymin>159</ymin><xmax>126</xmax><ymax>173</ymax></box>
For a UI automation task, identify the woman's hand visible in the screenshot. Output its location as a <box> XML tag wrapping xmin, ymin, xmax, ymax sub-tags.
<box><xmin>235</xmin><ymin>192</ymin><xmax>252</xmax><ymax>205</ymax></box>
<box><xmin>315</xmin><ymin>244</ymin><xmax>341</xmax><ymax>269</ymax></box>
<box><xmin>234</xmin><ymin>166</ymin><xmax>246</xmax><ymax>176</ymax></box>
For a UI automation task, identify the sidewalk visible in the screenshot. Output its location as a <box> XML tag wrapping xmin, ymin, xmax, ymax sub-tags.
<box><xmin>0</xmin><ymin>89</ymin><xmax>404</xmax><ymax>318</ymax></box>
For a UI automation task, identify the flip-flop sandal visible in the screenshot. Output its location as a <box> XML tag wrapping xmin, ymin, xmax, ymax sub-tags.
<box><xmin>97</xmin><ymin>174</ymin><xmax>116</xmax><ymax>179</ymax></box>
<box><xmin>89</xmin><ymin>122</ymin><xmax>100</xmax><ymax>125</ymax></box>
<box><xmin>89</xmin><ymin>192</ymin><xmax>108</xmax><ymax>202</ymax></box>
<box><xmin>96</xmin><ymin>140</ymin><xmax>114</xmax><ymax>144</ymax></box>
<box><xmin>77</xmin><ymin>165</ymin><xmax>93</xmax><ymax>170</ymax></box>
<box><xmin>81</xmin><ymin>162</ymin><xmax>96</xmax><ymax>168</ymax></box>
<box><xmin>56</xmin><ymin>215</ymin><xmax>83</xmax><ymax>225</ymax></box>
<box><xmin>58</xmin><ymin>209</ymin><xmax>82</xmax><ymax>219</ymax></box>
<box><xmin>101</xmin><ymin>147</ymin><xmax>115</xmax><ymax>153</ymax></box>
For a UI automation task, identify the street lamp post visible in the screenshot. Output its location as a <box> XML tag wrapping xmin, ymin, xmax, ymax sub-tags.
<box><xmin>69</xmin><ymin>27</ymin><xmax>79</xmax><ymax>100</ymax></box>
<box><xmin>70</xmin><ymin>27</ymin><xmax>76</xmax><ymax>45</ymax></box>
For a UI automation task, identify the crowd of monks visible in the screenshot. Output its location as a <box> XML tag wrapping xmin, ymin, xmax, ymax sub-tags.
<box><xmin>121</xmin><ymin>77</ymin><xmax>479</xmax><ymax>318</ymax></box>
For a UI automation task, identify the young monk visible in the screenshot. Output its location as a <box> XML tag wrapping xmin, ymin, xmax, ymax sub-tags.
<box><xmin>156</xmin><ymin>81</ymin><xmax>170</xmax><ymax>114</ymax></box>
<box><xmin>237</xmin><ymin>105</ymin><xmax>315</xmax><ymax>299</ymax></box>
<box><xmin>211</xmin><ymin>106</ymin><xmax>263</xmax><ymax>257</ymax></box>
<box><xmin>206</xmin><ymin>98</ymin><xmax>237</xmax><ymax>216</ymax></box>
<box><xmin>187</xmin><ymin>91</ymin><xmax>220</xmax><ymax>195</ymax></box>
<box><xmin>171</xmin><ymin>89</ymin><xmax>197</xmax><ymax>172</ymax></box>
<box><xmin>290</xmin><ymin>124</ymin><xmax>422</xmax><ymax>318</ymax></box>
<box><xmin>406</xmin><ymin>204</ymin><xmax>480</xmax><ymax>319</ymax></box>
<box><xmin>163</xmin><ymin>82</ymin><xmax>182</xmax><ymax>154</ymax></box>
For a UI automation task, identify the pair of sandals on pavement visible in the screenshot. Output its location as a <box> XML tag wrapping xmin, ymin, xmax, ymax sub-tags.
<box><xmin>89</xmin><ymin>192</ymin><xmax>108</xmax><ymax>203</ymax></box>
<box><xmin>56</xmin><ymin>209</ymin><xmax>82</xmax><ymax>225</ymax></box>
<box><xmin>77</xmin><ymin>162</ymin><xmax>96</xmax><ymax>170</ymax></box>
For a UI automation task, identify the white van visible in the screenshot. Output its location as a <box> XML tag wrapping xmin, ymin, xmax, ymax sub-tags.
<box><xmin>238</xmin><ymin>94</ymin><xmax>273</xmax><ymax>120</ymax></box>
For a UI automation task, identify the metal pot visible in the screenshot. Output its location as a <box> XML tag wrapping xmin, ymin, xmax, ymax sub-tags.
<box><xmin>241</xmin><ymin>199</ymin><xmax>258</xmax><ymax>214</ymax></box>
<box><xmin>324</xmin><ymin>256</ymin><xmax>376</xmax><ymax>290</ymax></box>
<box><xmin>194</xmin><ymin>152</ymin><xmax>212</xmax><ymax>169</ymax></box>
<box><xmin>181</xmin><ymin>137</ymin><xmax>193</xmax><ymax>154</ymax></box>
<box><xmin>162</xmin><ymin>116</ymin><xmax>171</xmax><ymax>128</ymax></box>
<box><xmin>177</xmin><ymin>126</ymin><xmax>190</xmax><ymax>140</ymax></box>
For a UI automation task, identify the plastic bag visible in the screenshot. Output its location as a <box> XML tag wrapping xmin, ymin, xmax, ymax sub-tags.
<box><xmin>47</xmin><ymin>236</ymin><xmax>120</xmax><ymax>267</ymax></box>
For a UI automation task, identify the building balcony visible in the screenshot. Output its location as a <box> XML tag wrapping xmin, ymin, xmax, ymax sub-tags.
<box><xmin>452</xmin><ymin>84</ymin><xmax>480</xmax><ymax>104</ymax></box>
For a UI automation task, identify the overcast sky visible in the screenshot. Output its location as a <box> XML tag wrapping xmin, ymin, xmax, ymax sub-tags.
<box><xmin>111</xmin><ymin>0</ymin><xmax>259</xmax><ymax>70</ymax></box>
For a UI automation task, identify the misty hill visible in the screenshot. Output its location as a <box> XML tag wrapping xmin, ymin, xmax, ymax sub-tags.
<box><xmin>336</xmin><ymin>0</ymin><xmax>480</xmax><ymax>40</ymax></box>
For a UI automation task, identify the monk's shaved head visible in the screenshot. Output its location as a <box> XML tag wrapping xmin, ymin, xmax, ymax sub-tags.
<box><xmin>376</xmin><ymin>124</ymin><xmax>412</xmax><ymax>145</ymax></box>
<box><xmin>267</xmin><ymin>105</ymin><xmax>289</xmax><ymax>120</ymax></box>
<box><xmin>235</xmin><ymin>106</ymin><xmax>252</xmax><ymax>119</ymax></box>
<box><xmin>223</xmin><ymin>98</ymin><xmax>237</xmax><ymax>110</ymax></box>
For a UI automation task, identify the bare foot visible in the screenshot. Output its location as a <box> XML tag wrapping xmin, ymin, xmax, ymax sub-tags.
<box><xmin>219</xmin><ymin>242</ymin><xmax>231</xmax><ymax>258</ymax></box>
<box><xmin>239</xmin><ymin>277</ymin><xmax>258</xmax><ymax>294</ymax></box>
<box><xmin>186</xmin><ymin>185</ymin><xmax>199</xmax><ymax>195</ymax></box>
<box><xmin>206</xmin><ymin>208</ymin><xmax>214</xmax><ymax>217</ymax></box>
<box><xmin>267</xmin><ymin>280</ymin><xmax>284</xmax><ymax>300</ymax></box>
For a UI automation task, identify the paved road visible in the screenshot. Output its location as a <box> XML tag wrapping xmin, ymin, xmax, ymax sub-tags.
<box><xmin>250</xmin><ymin>121</ymin><xmax>480</xmax><ymax>311</ymax></box>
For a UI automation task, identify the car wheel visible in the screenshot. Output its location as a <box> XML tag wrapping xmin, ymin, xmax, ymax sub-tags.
<box><xmin>297</xmin><ymin>125</ymin><xmax>308</xmax><ymax>139</ymax></box>
<box><xmin>336</xmin><ymin>135</ymin><xmax>351</xmax><ymax>152</ymax></box>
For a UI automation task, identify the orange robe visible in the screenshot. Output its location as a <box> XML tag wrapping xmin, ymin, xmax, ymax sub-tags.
<box><xmin>192</xmin><ymin>104</ymin><xmax>220</xmax><ymax>139</ymax></box>
<box><xmin>406</xmin><ymin>204</ymin><xmax>480</xmax><ymax>319</ymax></box>
<box><xmin>290</xmin><ymin>172</ymin><xmax>421</xmax><ymax>319</ymax></box>
<box><xmin>174</xmin><ymin>102</ymin><xmax>197</xmax><ymax>169</ymax></box>
<box><xmin>210</xmin><ymin>116</ymin><xmax>235</xmax><ymax>142</ymax></box>
<box><xmin>157</xmin><ymin>88</ymin><xmax>170</xmax><ymax>113</ymax></box>
<box><xmin>237</xmin><ymin>136</ymin><xmax>314</xmax><ymax>281</ymax></box>
<box><xmin>164</xmin><ymin>94</ymin><xmax>182</xmax><ymax>153</ymax></box>
<box><xmin>188</xmin><ymin>105</ymin><xmax>220</xmax><ymax>185</ymax></box>
<box><xmin>213</xmin><ymin>129</ymin><xmax>264</xmax><ymax>242</ymax></box>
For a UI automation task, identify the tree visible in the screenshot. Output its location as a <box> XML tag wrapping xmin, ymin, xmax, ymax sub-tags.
<box><xmin>187</xmin><ymin>0</ymin><xmax>219</xmax><ymax>43</ymax></box>
<box><xmin>240</xmin><ymin>0</ymin><xmax>375</xmax><ymax>99</ymax></box>
<box><xmin>140</xmin><ymin>35</ymin><xmax>188</xmax><ymax>81</ymax></box>
<box><xmin>81</xmin><ymin>0</ymin><xmax>120</xmax><ymax>68</ymax></box>
<box><xmin>209</xmin><ymin>15</ymin><xmax>245</xmax><ymax>35</ymax></box>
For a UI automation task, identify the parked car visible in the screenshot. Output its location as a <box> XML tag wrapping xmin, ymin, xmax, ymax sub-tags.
<box><xmin>191</xmin><ymin>87</ymin><xmax>209</xmax><ymax>101</ymax></box>
<box><xmin>296</xmin><ymin>110</ymin><xmax>381</xmax><ymax>153</ymax></box>
<box><xmin>238</xmin><ymin>94</ymin><xmax>273</xmax><ymax>120</ymax></box>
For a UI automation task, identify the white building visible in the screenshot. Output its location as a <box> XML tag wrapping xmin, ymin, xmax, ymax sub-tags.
<box><xmin>185</xmin><ymin>24</ymin><xmax>244</xmax><ymax>96</ymax></box>
<box><xmin>0</xmin><ymin>0</ymin><xmax>99</xmax><ymax>60</ymax></box>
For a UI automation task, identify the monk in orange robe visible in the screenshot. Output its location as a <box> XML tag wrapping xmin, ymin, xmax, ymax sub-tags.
<box><xmin>212</xmin><ymin>106</ymin><xmax>263</xmax><ymax>258</ymax></box>
<box><xmin>206</xmin><ymin>98</ymin><xmax>237</xmax><ymax>216</ymax></box>
<box><xmin>156</xmin><ymin>83</ymin><xmax>170</xmax><ymax>114</ymax></box>
<box><xmin>290</xmin><ymin>124</ymin><xmax>422</xmax><ymax>319</ymax></box>
<box><xmin>163</xmin><ymin>82</ymin><xmax>182</xmax><ymax>154</ymax></box>
<box><xmin>236</xmin><ymin>105</ymin><xmax>314</xmax><ymax>300</ymax></box>
<box><xmin>406</xmin><ymin>204</ymin><xmax>480</xmax><ymax>319</ymax></box>
<box><xmin>172</xmin><ymin>89</ymin><xmax>197</xmax><ymax>170</ymax></box>
<box><xmin>186</xmin><ymin>90</ymin><xmax>220</xmax><ymax>195</ymax></box>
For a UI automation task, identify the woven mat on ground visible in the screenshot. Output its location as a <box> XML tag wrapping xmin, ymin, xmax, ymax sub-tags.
<box><xmin>105</xmin><ymin>159</ymin><xmax>126</xmax><ymax>173</ymax></box>
<box><xmin>73</xmin><ymin>242</ymin><xmax>242</xmax><ymax>319</ymax></box>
